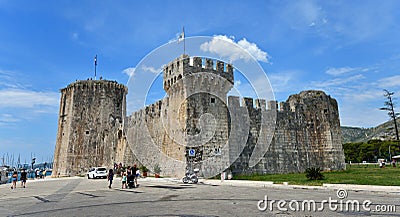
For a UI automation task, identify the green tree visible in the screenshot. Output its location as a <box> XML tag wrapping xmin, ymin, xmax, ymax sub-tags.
<box><xmin>358</xmin><ymin>143</ymin><xmax>376</xmax><ymax>162</ymax></box>
<box><xmin>343</xmin><ymin>142</ymin><xmax>362</xmax><ymax>162</ymax></box>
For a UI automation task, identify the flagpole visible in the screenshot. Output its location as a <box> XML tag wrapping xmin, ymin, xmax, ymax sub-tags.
<box><xmin>94</xmin><ymin>55</ymin><xmax>97</xmax><ymax>80</ymax></box>
<box><xmin>183</xmin><ymin>27</ymin><xmax>186</xmax><ymax>55</ymax></box>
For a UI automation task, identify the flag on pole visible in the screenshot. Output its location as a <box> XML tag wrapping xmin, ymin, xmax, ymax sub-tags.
<box><xmin>178</xmin><ymin>27</ymin><xmax>185</xmax><ymax>43</ymax></box>
<box><xmin>94</xmin><ymin>55</ymin><xmax>97</xmax><ymax>79</ymax></box>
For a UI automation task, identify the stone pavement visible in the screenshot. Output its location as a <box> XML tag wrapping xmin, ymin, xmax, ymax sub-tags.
<box><xmin>0</xmin><ymin>176</ymin><xmax>399</xmax><ymax>217</ymax></box>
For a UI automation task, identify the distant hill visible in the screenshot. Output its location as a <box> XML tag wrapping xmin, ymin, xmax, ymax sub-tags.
<box><xmin>341</xmin><ymin>119</ymin><xmax>400</xmax><ymax>143</ymax></box>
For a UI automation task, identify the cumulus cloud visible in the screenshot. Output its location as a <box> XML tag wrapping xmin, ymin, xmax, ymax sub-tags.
<box><xmin>200</xmin><ymin>35</ymin><xmax>270</xmax><ymax>63</ymax></box>
<box><xmin>122</xmin><ymin>67</ymin><xmax>135</xmax><ymax>77</ymax></box>
<box><xmin>0</xmin><ymin>89</ymin><xmax>59</xmax><ymax>108</ymax></box>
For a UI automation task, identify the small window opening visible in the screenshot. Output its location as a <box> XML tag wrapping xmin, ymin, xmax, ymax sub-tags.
<box><xmin>210</xmin><ymin>97</ymin><xmax>216</xmax><ymax>104</ymax></box>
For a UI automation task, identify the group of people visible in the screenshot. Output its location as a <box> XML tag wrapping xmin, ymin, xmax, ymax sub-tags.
<box><xmin>10</xmin><ymin>169</ymin><xmax>27</xmax><ymax>189</ymax></box>
<box><xmin>107</xmin><ymin>164</ymin><xmax>140</xmax><ymax>189</ymax></box>
<box><xmin>35</xmin><ymin>169</ymin><xmax>47</xmax><ymax>179</ymax></box>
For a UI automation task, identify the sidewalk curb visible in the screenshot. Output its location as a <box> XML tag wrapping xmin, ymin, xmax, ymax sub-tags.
<box><xmin>323</xmin><ymin>184</ymin><xmax>400</xmax><ymax>193</ymax></box>
<box><xmin>200</xmin><ymin>179</ymin><xmax>400</xmax><ymax>193</ymax></box>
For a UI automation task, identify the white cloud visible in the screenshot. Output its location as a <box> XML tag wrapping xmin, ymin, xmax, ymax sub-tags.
<box><xmin>378</xmin><ymin>75</ymin><xmax>400</xmax><ymax>88</ymax></box>
<box><xmin>141</xmin><ymin>65</ymin><xmax>161</xmax><ymax>74</ymax></box>
<box><xmin>200</xmin><ymin>35</ymin><xmax>270</xmax><ymax>63</ymax></box>
<box><xmin>268</xmin><ymin>71</ymin><xmax>297</xmax><ymax>93</ymax></box>
<box><xmin>326</xmin><ymin>67</ymin><xmax>357</xmax><ymax>76</ymax></box>
<box><xmin>237</xmin><ymin>38</ymin><xmax>269</xmax><ymax>62</ymax></box>
<box><xmin>0</xmin><ymin>69</ymin><xmax>24</xmax><ymax>88</ymax></box>
<box><xmin>325</xmin><ymin>67</ymin><xmax>371</xmax><ymax>76</ymax></box>
<box><xmin>0</xmin><ymin>89</ymin><xmax>59</xmax><ymax>108</ymax></box>
<box><xmin>0</xmin><ymin>114</ymin><xmax>20</xmax><ymax>125</ymax></box>
<box><xmin>312</xmin><ymin>74</ymin><xmax>364</xmax><ymax>87</ymax></box>
<box><xmin>344</xmin><ymin>89</ymin><xmax>383</xmax><ymax>102</ymax></box>
<box><xmin>123</xmin><ymin>66</ymin><xmax>160</xmax><ymax>78</ymax></box>
<box><xmin>122</xmin><ymin>67</ymin><xmax>135</xmax><ymax>77</ymax></box>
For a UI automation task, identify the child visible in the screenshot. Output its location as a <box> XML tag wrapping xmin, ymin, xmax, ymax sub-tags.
<box><xmin>121</xmin><ymin>172</ymin><xmax>127</xmax><ymax>189</ymax></box>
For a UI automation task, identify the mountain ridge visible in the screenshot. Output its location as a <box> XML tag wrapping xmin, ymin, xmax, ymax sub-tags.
<box><xmin>341</xmin><ymin>119</ymin><xmax>400</xmax><ymax>143</ymax></box>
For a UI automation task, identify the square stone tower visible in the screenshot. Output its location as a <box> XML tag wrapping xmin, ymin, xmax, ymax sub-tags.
<box><xmin>162</xmin><ymin>55</ymin><xmax>235</xmax><ymax>175</ymax></box>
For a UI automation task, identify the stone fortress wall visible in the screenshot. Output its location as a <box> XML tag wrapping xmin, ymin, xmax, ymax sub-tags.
<box><xmin>229</xmin><ymin>91</ymin><xmax>345</xmax><ymax>175</ymax></box>
<box><xmin>52</xmin><ymin>55</ymin><xmax>345</xmax><ymax>177</ymax></box>
<box><xmin>122</xmin><ymin>55</ymin><xmax>345</xmax><ymax>177</ymax></box>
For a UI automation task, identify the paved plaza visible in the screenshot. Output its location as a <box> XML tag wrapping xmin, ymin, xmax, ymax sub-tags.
<box><xmin>0</xmin><ymin>177</ymin><xmax>399</xmax><ymax>217</ymax></box>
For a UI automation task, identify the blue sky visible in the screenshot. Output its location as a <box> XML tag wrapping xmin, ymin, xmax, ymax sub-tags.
<box><xmin>1</xmin><ymin>0</ymin><xmax>400</xmax><ymax>165</ymax></box>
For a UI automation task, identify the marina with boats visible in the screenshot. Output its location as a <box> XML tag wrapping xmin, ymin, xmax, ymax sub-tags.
<box><xmin>0</xmin><ymin>155</ymin><xmax>53</xmax><ymax>184</ymax></box>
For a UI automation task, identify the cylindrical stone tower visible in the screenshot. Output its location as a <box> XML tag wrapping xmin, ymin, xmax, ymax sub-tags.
<box><xmin>52</xmin><ymin>79</ymin><xmax>127</xmax><ymax>177</ymax></box>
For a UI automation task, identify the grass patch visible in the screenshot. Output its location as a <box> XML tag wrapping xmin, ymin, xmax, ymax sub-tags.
<box><xmin>234</xmin><ymin>164</ymin><xmax>400</xmax><ymax>186</ymax></box>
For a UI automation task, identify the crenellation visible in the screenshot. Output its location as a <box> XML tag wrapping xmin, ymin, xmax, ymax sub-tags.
<box><xmin>216</xmin><ymin>60</ymin><xmax>224</xmax><ymax>72</ymax></box>
<box><xmin>205</xmin><ymin>58</ymin><xmax>213</xmax><ymax>69</ymax></box>
<box><xmin>255</xmin><ymin>99</ymin><xmax>266</xmax><ymax>110</ymax></box>
<box><xmin>193</xmin><ymin>56</ymin><xmax>202</xmax><ymax>68</ymax></box>
<box><xmin>228</xmin><ymin>96</ymin><xmax>240</xmax><ymax>107</ymax></box>
<box><xmin>242</xmin><ymin>97</ymin><xmax>254</xmax><ymax>109</ymax></box>
<box><xmin>165</xmin><ymin>56</ymin><xmax>234</xmax><ymax>90</ymax></box>
<box><xmin>267</xmin><ymin>100</ymin><xmax>278</xmax><ymax>111</ymax></box>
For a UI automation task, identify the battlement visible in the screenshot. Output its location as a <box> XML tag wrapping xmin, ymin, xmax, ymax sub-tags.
<box><xmin>61</xmin><ymin>79</ymin><xmax>128</xmax><ymax>93</ymax></box>
<box><xmin>163</xmin><ymin>55</ymin><xmax>234</xmax><ymax>92</ymax></box>
<box><xmin>227</xmin><ymin>96</ymin><xmax>276</xmax><ymax>111</ymax></box>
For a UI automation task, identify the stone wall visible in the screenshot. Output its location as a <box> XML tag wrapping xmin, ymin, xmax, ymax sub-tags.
<box><xmin>230</xmin><ymin>90</ymin><xmax>345</xmax><ymax>175</ymax></box>
<box><xmin>53</xmin><ymin>56</ymin><xmax>345</xmax><ymax>178</ymax></box>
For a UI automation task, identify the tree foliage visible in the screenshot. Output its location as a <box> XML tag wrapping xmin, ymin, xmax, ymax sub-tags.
<box><xmin>343</xmin><ymin>140</ymin><xmax>400</xmax><ymax>163</ymax></box>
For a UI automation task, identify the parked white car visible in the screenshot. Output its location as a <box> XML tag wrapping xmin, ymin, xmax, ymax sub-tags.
<box><xmin>87</xmin><ymin>167</ymin><xmax>107</xmax><ymax>179</ymax></box>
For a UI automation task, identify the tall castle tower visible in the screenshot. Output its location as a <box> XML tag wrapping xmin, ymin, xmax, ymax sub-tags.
<box><xmin>52</xmin><ymin>80</ymin><xmax>128</xmax><ymax>177</ymax></box>
<box><xmin>163</xmin><ymin>55</ymin><xmax>234</xmax><ymax>174</ymax></box>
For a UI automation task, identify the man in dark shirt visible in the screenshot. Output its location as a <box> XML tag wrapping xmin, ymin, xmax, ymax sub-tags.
<box><xmin>20</xmin><ymin>169</ymin><xmax>27</xmax><ymax>188</ymax></box>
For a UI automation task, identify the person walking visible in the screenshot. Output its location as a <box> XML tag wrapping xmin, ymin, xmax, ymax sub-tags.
<box><xmin>107</xmin><ymin>169</ymin><xmax>114</xmax><ymax>189</ymax></box>
<box><xmin>20</xmin><ymin>169</ymin><xmax>27</xmax><ymax>188</ymax></box>
<box><xmin>11</xmin><ymin>171</ymin><xmax>18</xmax><ymax>189</ymax></box>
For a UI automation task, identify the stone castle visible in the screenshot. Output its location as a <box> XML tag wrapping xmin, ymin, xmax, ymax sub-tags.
<box><xmin>52</xmin><ymin>55</ymin><xmax>345</xmax><ymax>177</ymax></box>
